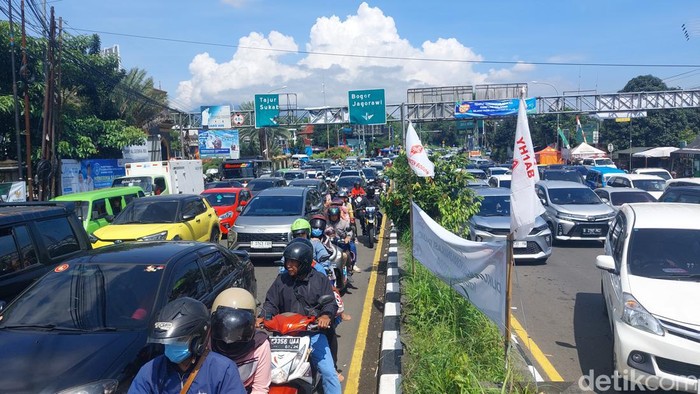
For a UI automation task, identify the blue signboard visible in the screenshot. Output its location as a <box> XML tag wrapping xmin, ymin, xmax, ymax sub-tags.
<box><xmin>255</xmin><ymin>94</ymin><xmax>280</xmax><ymax>128</ymax></box>
<box><xmin>348</xmin><ymin>89</ymin><xmax>386</xmax><ymax>125</ymax></box>
<box><xmin>198</xmin><ymin>129</ymin><xmax>240</xmax><ymax>159</ymax></box>
<box><xmin>61</xmin><ymin>159</ymin><xmax>125</xmax><ymax>195</ymax></box>
<box><xmin>454</xmin><ymin>97</ymin><xmax>537</xmax><ymax>119</ymax></box>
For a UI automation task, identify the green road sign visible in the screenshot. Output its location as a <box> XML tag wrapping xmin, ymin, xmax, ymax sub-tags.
<box><xmin>254</xmin><ymin>94</ymin><xmax>280</xmax><ymax>128</ymax></box>
<box><xmin>348</xmin><ymin>89</ymin><xmax>386</xmax><ymax>125</ymax></box>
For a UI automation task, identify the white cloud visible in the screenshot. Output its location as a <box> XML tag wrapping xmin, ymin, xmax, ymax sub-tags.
<box><xmin>220</xmin><ymin>0</ymin><xmax>247</xmax><ymax>8</ymax></box>
<box><xmin>175</xmin><ymin>2</ymin><xmax>529</xmax><ymax>110</ymax></box>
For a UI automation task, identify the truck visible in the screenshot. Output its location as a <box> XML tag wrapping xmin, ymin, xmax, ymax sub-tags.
<box><xmin>111</xmin><ymin>160</ymin><xmax>204</xmax><ymax>196</ymax></box>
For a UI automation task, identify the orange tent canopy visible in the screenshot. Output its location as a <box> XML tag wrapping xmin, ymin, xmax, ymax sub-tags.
<box><xmin>535</xmin><ymin>146</ymin><xmax>563</xmax><ymax>165</ymax></box>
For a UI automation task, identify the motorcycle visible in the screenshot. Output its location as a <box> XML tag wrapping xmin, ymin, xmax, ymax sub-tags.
<box><xmin>322</xmin><ymin>230</ymin><xmax>349</xmax><ymax>291</ymax></box>
<box><xmin>364</xmin><ymin>206</ymin><xmax>378</xmax><ymax>248</ymax></box>
<box><xmin>263</xmin><ymin>295</ymin><xmax>335</xmax><ymax>394</ymax></box>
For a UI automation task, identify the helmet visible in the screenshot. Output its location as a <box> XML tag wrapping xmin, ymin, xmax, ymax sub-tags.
<box><xmin>291</xmin><ymin>218</ymin><xmax>311</xmax><ymax>238</ymax></box>
<box><xmin>212</xmin><ymin>288</ymin><xmax>257</xmax><ymax>314</ymax></box>
<box><xmin>366</xmin><ymin>187</ymin><xmax>376</xmax><ymax>198</ymax></box>
<box><xmin>354</xmin><ymin>181</ymin><xmax>361</xmax><ymax>188</ymax></box>
<box><xmin>283</xmin><ymin>239</ymin><xmax>314</xmax><ymax>276</ymax></box>
<box><xmin>309</xmin><ymin>214</ymin><xmax>327</xmax><ymax>238</ymax></box>
<box><xmin>211</xmin><ymin>307</ymin><xmax>256</xmax><ymax>349</ymax></box>
<box><xmin>149</xmin><ymin>297</ymin><xmax>210</xmax><ymax>359</ymax></box>
<box><xmin>337</xmin><ymin>190</ymin><xmax>348</xmax><ymax>198</ymax></box>
<box><xmin>327</xmin><ymin>206</ymin><xmax>341</xmax><ymax>220</ymax></box>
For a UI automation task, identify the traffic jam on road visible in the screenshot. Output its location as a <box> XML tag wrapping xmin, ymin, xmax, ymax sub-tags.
<box><xmin>0</xmin><ymin>155</ymin><xmax>391</xmax><ymax>393</ymax></box>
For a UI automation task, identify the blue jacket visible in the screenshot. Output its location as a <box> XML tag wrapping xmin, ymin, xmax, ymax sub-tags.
<box><xmin>128</xmin><ymin>352</ymin><xmax>246</xmax><ymax>394</ymax></box>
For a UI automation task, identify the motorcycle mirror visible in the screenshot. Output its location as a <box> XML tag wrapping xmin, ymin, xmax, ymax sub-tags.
<box><xmin>273</xmin><ymin>259</ymin><xmax>284</xmax><ymax>266</ymax></box>
<box><xmin>317</xmin><ymin>294</ymin><xmax>335</xmax><ymax>306</ymax></box>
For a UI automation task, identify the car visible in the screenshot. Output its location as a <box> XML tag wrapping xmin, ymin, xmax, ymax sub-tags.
<box><xmin>594</xmin><ymin>187</ymin><xmax>657</xmax><ymax>211</ymax></box>
<box><xmin>541</xmin><ymin>169</ymin><xmax>585</xmax><ymax>184</ymax></box>
<box><xmin>486</xmin><ymin>167</ymin><xmax>511</xmax><ymax>177</ymax></box>
<box><xmin>536</xmin><ymin>180</ymin><xmax>616</xmax><ymax>242</ymax></box>
<box><xmin>246</xmin><ymin>177</ymin><xmax>286</xmax><ymax>196</ymax></box>
<box><xmin>631</xmin><ymin>167</ymin><xmax>672</xmax><ymax>181</ymax></box>
<box><xmin>464</xmin><ymin>168</ymin><xmax>488</xmax><ymax>180</ymax></box>
<box><xmin>0</xmin><ymin>202</ymin><xmax>92</xmax><ymax>302</ymax></box>
<box><xmin>361</xmin><ymin>167</ymin><xmax>378</xmax><ymax>185</ymax></box>
<box><xmin>657</xmin><ymin>185</ymin><xmax>700</xmax><ymax>203</ymax></box>
<box><xmin>582</xmin><ymin>157</ymin><xmax>617</xmax><ymax>168</ymax></box>
<box><xmin>288</xmin><ymin>178</ymin><xmax>329</xmax><ymax>197</ymax></box>
<box><xmin>200</xmin><ymin>187</ymin><xmax>253</xmax><ymax>237</ymax></box>
<box><xmin>230</xmin><ymin>187</ymin><xmax>324</xmax><ymax>258</ymax></box>
<box><xmin>339</xmin><ymin>169</ymin><xmax>363</xmax><ymax>180</ymax></box>
<box><xmin>665</xmin><ymin>177</ymin><xmax>700</xmax><ymax>188</ymax></box>
<box><xmin>487</xmin><ymin>174</ymin><xmax>511</xmax><ymax>188</ymax></box>
<box><xmin>0</xmin><ymin>241</ymin><xmax>256</xmax><ymax>393</ymax></box>
<box><xmin>584</xmin><ymin>166</ymin><xmax>626</xmax><ymax>189</ymax></box>
<box><xmin>335</xmin><ymin>176</ymin><xmax>366</xmax><ymax>193</ymax></box>
<box><xmin>368</xmin><ymin>161</ymin><xmax>385</xmax><ymax>176</ymax></box>
<box><xmin>325</xmin><ymin>166</ymin><xmax>343</xmax><ymax>183</ymax></box>
<box><xmin>51</xmin><ymin>186</ymin><xmax>146</xmax><ymax>235</ymax></box>
<box><xmin>466</xmin><ymin>179</ymin><xmax>490</xmax><ymax>188</ymax></box>
<box><xmin>204</xmin><ymin>180</ymin><xmax>244</xmax><ymax>190</ymax></box>
<box><xmin>606</xmin><ymin>174</ymin><xmax>667</xmax><ymax>199</ymax></box>
<box><xmin>597</xmin><ymin>203</ymin><xmax>700</xmax><ymax>392</ymax></box>
<box><xmin>469</xmin><ymin>188</ymin><xmax>552</xmax><ymax>261</ymax></box>
<box><xmin>91</xmin><ymin>194</ymin><xmax>220</xmax><ymax>248</ymax></box>
<box><xmin>281</xmin><ymin>170</ymin><xmax>306</xmax><ymax>185</ymax></box>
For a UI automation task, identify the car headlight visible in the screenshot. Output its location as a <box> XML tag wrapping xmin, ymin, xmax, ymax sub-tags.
<box><xmin>219</xmin><ymin>211</ymin><xmax>234</xmax><ymax>220</ymax></box>
<box><xmin>622</xmin><ymin>293</ymin><xmax>664</xmax><ymax>336</ymax></box>
<box><xmin>530</xmin><ymin>224</ymin><xmax>549</xmax><ymax>233</ymax></box>
<box><xmin>473</xmin><ymin>224</ymin><xmax>493</xmax><ymax>232</ymax></box>
<box><xmin>556</xmin><ymin>212</ymin><xmax>581</xmax><ymax>221</ymax></box>
<box><xmin>138</xmin><ymin>231</ymin><xmax>168</xmax><ymax>241</ymax></box>
<box><xmin>56</xmin><ymin>380</ymin><xmax>119</xmax><ymax>394</ymax></box>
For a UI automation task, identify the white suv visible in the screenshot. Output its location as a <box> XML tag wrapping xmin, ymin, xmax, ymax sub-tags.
<box><xmin>606</xmin><ymin>174</ymin><xmax>667</xmax><ymax>199</ymax></box>
<box><xmin>597</xmin><ymin>203</ymin><xmax>700</xmax><ymax>392</ymax></box>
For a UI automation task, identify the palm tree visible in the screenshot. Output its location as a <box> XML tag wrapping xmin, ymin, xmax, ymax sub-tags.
<box><xmin>112</xmin><ymin>68</ymin><xmax>168</xmax><ymax>128</ymax></box>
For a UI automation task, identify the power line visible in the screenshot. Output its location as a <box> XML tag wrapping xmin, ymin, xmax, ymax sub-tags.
<box><xmin>69</xmin><ymin>26</ymin><xmax>700</xmax><ymax>69</ymax></box>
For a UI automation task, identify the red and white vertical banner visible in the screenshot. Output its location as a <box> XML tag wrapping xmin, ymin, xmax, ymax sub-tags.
<box><xmin>405</xmin><ymin>122</ymin><xmax>434</xmax><ymax>177</ymax></box>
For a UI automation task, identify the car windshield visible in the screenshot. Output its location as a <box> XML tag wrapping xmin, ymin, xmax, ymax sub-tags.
<box><xmin>548</xmin><ymin>188</ymin><xmax>601</xmax><ymax>205</ymax></box>
<box><xmin>247</xmin><ymin>180</ymin><xmax>276</xmax><ymax>191</ymax></box>
<box><xmin>610</xmin><ymin>191</ymin><xmax>656</xmax><ymax>206</ymax></box>
<box><xmin>371</xmin><ymin>164</ymin><xmax>384</xmax><ymax>171</ymax></box>
<box><xmin>595</xmin><ymin>158</ymin><xmax>614</xmax><ymax>166</ymax></box>
<box><xmin>328</xmin><ymin>168</ymin><xmax>342</xmax><ymax>176</ymax></box>
<box><xmin>284</xmin><ymin>172</ymin><xmax>305</xmax><ymax>181</ymax></box>
<box><xmin>499</xmin><ymin>180</ymin><xmax>512</xmax><ymax>188</ymax></box>
<box><xmin>543</xmin><ymin>171</ymin><xmax>583</xmax><ymax>183</ymax></box>
<box><xmin>289</xmin><ymin>180</ymin><xmax>316</xmax><ymax>188</ymax></box>
<box><xmin>112</xmin><ymin>176</ymin><xmax>152</xmax><ymax>193</ymax></box>
<box><xmin>490</xmin><ymin>168</ymin><xmax>509</xmax><ymax>175</ymax></box>
<box><xmin>627</xmin><ymin>229</ymin><xmax>700</xmax><ymax>279</ymax></box>
<box><xmin>241</xmin><ymin>195</ymin><xmax>303</xmax><ymax>216</ymax></box>
<box><xmin>203</xmin><ymin>193</ymin><xmax>237</xmax><ymax>206</ymax></box>
<box><xmin>340</xmin><ymin>171</ymin><xmax>360</xmax><ymax>177</ymax></box>
<box><xmin>112</xmin><ymin>200</ymin><xmax>179</xmax><ymax>224</ymax></box>
<box><xmin>466</xmin><ymin>170</ymin><xmax>487</xmax><ymax>179</ymax></box>
<box><xmin>478</xmin><ymin>195</ymin><xmax>511</xmax><ymax>217</ymax></box>
<box><xmin>633</xmin><ymin>179</ymin><xmax>666</xmax><ymax>192</ymax></box>
<box><xmin>0</xmin><ymin>263</ymin><xmax>162</xmax><ymax>330</ymax></box>
<box><xmin>336</xmin><ymin>177</ymin><xmax>363</xmax><ymax>190</ymax></box>
<box><xmin>205</xmin><ymin>181</ymin><xmax>243</xmax><ymax>189</ymax></box>
<box><xmin>640</xmin><ymin>171</ymin><xmax>671</xmax><ymax>180</ymax></box>
<box><xmin>362</xmin><ymin>168</ymin><xmax>376</xmax><ymax>178</ymax></box>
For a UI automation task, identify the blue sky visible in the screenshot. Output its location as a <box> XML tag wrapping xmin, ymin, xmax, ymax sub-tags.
<box><xmin>51</xmin><ymin>1</ymin><xmax>700</xmax><ymax>111</ymax></box>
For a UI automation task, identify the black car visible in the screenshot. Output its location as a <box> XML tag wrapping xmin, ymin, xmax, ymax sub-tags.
<box><xmin>658</xmin><ymin>186</ymin><xmax>700</xmax><ymax>203</ymax></box>
<box><xmin>246</xmin><ymin>177</ymin><xmax>286</xmax><ymax>196</ymax></box>
<box><xmin>541</xmin><ymin>169</ymin><xmax>585</xmax><ymax>184</ymax></box>
<box><xmin>288</xmin><ymin>178</ymin><xmax>329</xmax><ymax>197</ymax></box>
<box><xmin>361</xmin><ymin>167</ymin><xmax>378</xmax><ymax>185</ymax></box>
<box><xmin>335</xmin><ymin>176</ymin><xmax>365</xmax><ymax>193</ymax></box>
<box><xmin>0</xmin><ymin>241</ymin><xmax>256</xmax><ymax>393</ymax></box>
<box><xmin>204</xmin><ymin>180</ymin><xmax>244</xmax><ymax>190</ymax></box>
<box><xmin>0</xmin><ymin>202</ymin><xmax>92</xmax><ymax>302</ymax></box>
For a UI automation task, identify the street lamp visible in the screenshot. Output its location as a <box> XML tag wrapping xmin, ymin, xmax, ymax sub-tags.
<box><xmin>267</xmin><ymin>85</ymin><xmax>287</xmax><ymax>93</ymax></box>
<box><xmin>531</xmin><ymin>80</ymin><xmax>562</xmax><ymax>147</ymax></box>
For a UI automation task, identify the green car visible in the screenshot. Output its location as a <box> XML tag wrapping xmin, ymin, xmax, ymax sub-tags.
<box><xmin>52</xmin><ymin>186</ymin><xmax>145</xmax><ymax>234</ymax></box>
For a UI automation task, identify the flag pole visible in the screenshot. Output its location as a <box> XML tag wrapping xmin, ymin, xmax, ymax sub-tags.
<box><xmin>504</xmin><ymin>232</ymin><xmax>514</xmax><ymax>362</ymax></box>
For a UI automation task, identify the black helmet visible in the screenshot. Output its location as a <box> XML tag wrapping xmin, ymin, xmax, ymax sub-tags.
<box><xmin>283</xmin><ymin>239</ymin><xmax>314</xmax><ymax>276</ymax></box>
<box><xmin>366</xmin><ymin>187</ymin><xmax>375</xmax><ymax>198</ymax></box>
<box><xmin>149</xmin><ymin>297</ymin><xmax>210</xmax><ymax>356</ymax></box>
<box><xmin>327</xmin><ymin>206</ymin><xmax>340</xmax><ymax>220</ymax></box>
<box><xmin>354</xmin><ymin>180</ymin><xmax>361</xmax><ymax>188</ymax></box>
<box><xmin>211</xmin><ymin>306</ymin><xmax>256</xmax><ymax>357</ymax></box>
<box><xmin>309</xmin><ymin>214</ymin><xmax>327</xmax><ymax>233</ymax></box>
<box><xmin>337</xmin><ymin>190</ymin><xmax>348</xmax><ymax>198</ymax></box>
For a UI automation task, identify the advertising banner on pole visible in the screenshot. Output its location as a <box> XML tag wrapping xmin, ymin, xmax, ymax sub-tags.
<box><xmin>411</xmin><ymin>202</ymin><xmax>507</xmax><ymax>332</ymax></box>
<box><xmin>201</xmin><ymin>105</ymin><xmax>232</xmax><ymax>129</ymax></box>
<box><xmin>0</xmin><ymin>182</ymin><xmax>26</xmax><ymax>202</ymax></box>
<box><xmin>455</xmin><ymin>97</ymin><xmax>536</xmax><ymax>119</ymax></box>
<box><xmin>198</xmin><ymin>129</ymin><xmax>240</xmax><ymax>159</ymax></box>
<box><xmin>60</xmin><ymin>159</ymin><xmax>125</xmax><ymax>195</ymax></box>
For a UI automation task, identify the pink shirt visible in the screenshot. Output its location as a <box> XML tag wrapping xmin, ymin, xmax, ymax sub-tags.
<box><xmin>233</xmin><ymin>335</ymin><xmax>271</xmax><ymax>394</ymax></box>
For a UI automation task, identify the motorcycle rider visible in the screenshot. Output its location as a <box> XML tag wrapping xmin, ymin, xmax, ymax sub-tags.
<box><xmin>355</xmin><ymin>186</ymin><xmax>383</xmax><ymax>238</ymax></box>
<box><xmin>350</xmin><ymin>180</ymin><xmax>366</xmax><ymax>198</ymax></box>
<box><xmin>257</xmin><ymin>242</ymin><xmax>341</xmax><ymax>394</ymax></box>
<box><xmin>129</xmin><ymin>298</ymin><xmax>246</xmax><ymax>394</ymax></box>
<box><xmin>291</xmin><ymin>218</ymin><xmax>330</xmax><ymax>266</ymax></box>
<box><xmin>327</xmin><ymin>206</ymin><xmax>360</xmax><ymax>273</ymax></box>
<box><xmin>211</xmin><ymin>288</ymin><xmax>271</xmax><ymax>394</ymax></box>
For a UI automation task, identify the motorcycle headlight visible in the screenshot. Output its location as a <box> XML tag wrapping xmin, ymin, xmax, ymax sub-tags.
<box><xmin>56</xmin><ymin>380</ymin><xmax>119</xmax><ymax>394</ymax></box>
<box><xmin>219</xmin><ymin>211</ymin><xmax>233</xmax><ymax>220</ymax></box>
<box><xmin>138</xmin><ymin>231</ymin><xmax>168</xmax><ymax>242</ymax></box>
<box><xmin>621</xmin><ymin>293</ymin><xmax>664</xmax><ymax>336</ymax></box>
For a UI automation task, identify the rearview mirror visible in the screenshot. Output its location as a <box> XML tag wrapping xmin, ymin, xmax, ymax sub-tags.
<box><xmin>596</xmin><ymin>255</ymin><xmax>617</xmax><ymax>274</ymax></box>
<box><xmin>539</xmin><ymin>198</ymin><xmax>548</xmax><ymax>206</ymax></box>
<box><xmin>239</xmin><ymin>200</ymin><xmax>248</xmax><ymax>207</ymax></box>
<box><xmin>105</xmin><ymin>215</ymin><xmax>115</xmax><ymax>223</ymax></box>
<box><xmin>182</xmin><ymin>213</ymin><xmax>195</xmax><ymax>221</ymax></box>
<box><xmin>236</xmin><ymin>206</ymin><xmax>243</xmax><ymax>212</ymax></box>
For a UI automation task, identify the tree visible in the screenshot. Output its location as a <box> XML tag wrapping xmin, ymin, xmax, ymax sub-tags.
<box><xmin>112</xmin><ymin>68</ymin><xmax>168</xmax><ymax>127</ymax></box>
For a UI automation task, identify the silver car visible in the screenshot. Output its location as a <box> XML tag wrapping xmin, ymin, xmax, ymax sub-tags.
<box><xmin>469</xmin><ymin>188</ymin><xmax>552</xmax><ymax>261</ymax></box>
<box><xmin>230</xmin><ymin>187</ymin><xmax>324</xmax><ymax>258</ymax></box>
<box><xmin>537</xmin><ymin>180</ymin><xmax>616</xmax><ymax>242</ymax></box>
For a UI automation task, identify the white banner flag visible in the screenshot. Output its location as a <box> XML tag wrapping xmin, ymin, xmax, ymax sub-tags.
<box><xmin>510</xmin><ymin>98</ymin><xmax>545</xmax><ymax>240</ymax></box>
<box><xmin>412</xmin><ymin>202</ymin><xmax>507</xmax><ymax>332</ymax></box>
<box><xmin>405</xmin><ymin>122</ymin><xmax>434</xmax><ymax>177</ymax></box>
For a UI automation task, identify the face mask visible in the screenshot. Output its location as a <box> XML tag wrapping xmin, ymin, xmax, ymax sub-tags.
<box><xmin>165</xmin><ymin>342</ymin><xmax>191</xmax><ymax>364</ymax></box>
<box><xmin>311</xmin><ymin>228</ymin><xmax>323</xmax><ymax>237</ymax></box>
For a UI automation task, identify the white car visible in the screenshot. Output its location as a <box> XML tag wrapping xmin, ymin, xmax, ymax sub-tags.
<box><xmin>632</xmin><ymin>168</ymin><xmax>672</xmax><ymax>181</ymax></box>
<box><xmin>606</xmin><ymin>174</ymin><xmax>667</xmax><ymax>199</ymax></box>
<box><xmin>597</xmin><ymin>203</ymin><xmax>700</xmax><ymax>392</ymax></box>
<box><xmin>487</xmin><ymin>174</ymin><xmax>511</xmax><ymax>188</ymax></box>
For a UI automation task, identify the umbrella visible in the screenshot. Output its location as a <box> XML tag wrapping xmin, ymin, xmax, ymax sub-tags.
<box><xmin>632</xmin><ymin>147</ymin><xmax>679</xmax><ymax>158</ymax></box>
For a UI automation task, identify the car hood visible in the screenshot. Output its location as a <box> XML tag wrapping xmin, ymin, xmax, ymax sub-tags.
<box><xmin>627</xmin><ymin>275</ymin><xmax>700</xmax><ymax>326</ymax></box>
<box><xmin>94</xmin><ymin>223</ymin><xmax>177</xmax><ymax>240</ymax></box>
<box><xmin>472</xmin><ymin>215</ymin><xmax>546</xmax><ymax>230</ymax></box>
<box><xmin>0</xmin><ymin>329</ymin><xmax>146</xmax><ymax>393</ymax></box>
<box><xmin>551</xmin><ymin>203</ymin><xmax>613</xmax><ymax>216</ymax></box>
<box><xmin>234</xmin><ymin>215</ymin><xmax>298</xmax><ymax>229</ymax></box>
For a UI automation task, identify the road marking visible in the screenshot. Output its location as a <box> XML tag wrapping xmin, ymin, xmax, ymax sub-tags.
<box><xmin>381</xmin><ymin>330</ymin><xmax>400</xmax><ymax>350</ymax></box>
<box><xmin>345</xmin><ymin>221</ymin><xmax>386</xmax><ymax>394</ymax></box>
<box><xmin>510</xmin><ymin>315</ymin><xmax>564</xmax><ymax>382</ymax></box>
<box><xmin>378</xmin><ymin>374</ymin><xmax>401</xmax><ymax>394</ymax></box>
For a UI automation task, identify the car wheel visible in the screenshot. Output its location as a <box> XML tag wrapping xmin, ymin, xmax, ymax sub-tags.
<box><xmin>210</xmin><ymin>227</ymin><xmax>220</xmax><ymax>243</ymax></box>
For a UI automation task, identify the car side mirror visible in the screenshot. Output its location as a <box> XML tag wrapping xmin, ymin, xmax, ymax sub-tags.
<box><xmin>600</xmin><ymin>197</ymin><xmax>609</xmax><ymax>203</ymax></box>
<box><xmin>0</xmin><ymin>300</ymin><xmax>5</xmax><ymax>312</ymax></box>
<box><xmin>182</xmin><ymin>213</ymin><xmax>195</xmax><ymax>221</ymax></box>
<box><xmin>539</xmin><ymin>198</ymin><xmax>548</xmax><ymax>206</ymax></box>
<box><xmin>239</xmin><ymin>200</ymin><xmax>248</xmax><ymax>207</ymax></box>
<box><xmin>236</xmin><ymin>206</ymin><xmax>243</xmax><ymax>212</ymax></box>
<box><xmin>596</xmin><ymin>255</ymin><xmax>617</xmax><ymax>274</ymax></box>
<box><xmin>105</xmin><ymin>215</ymin><xmax>115</xmax><ymax>223</ymax></box>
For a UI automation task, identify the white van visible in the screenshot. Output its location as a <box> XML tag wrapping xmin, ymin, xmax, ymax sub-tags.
<box><xmin>581</xmin><ymin>157</ymin><xmax>617</xmax><ymax>168</ymax></box>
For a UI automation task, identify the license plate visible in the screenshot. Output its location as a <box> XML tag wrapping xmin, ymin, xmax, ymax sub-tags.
<box><xmin>270</xmin><ymin>337</ymin><xmax>301</xmax><ymax>351</ymax></box>
<box><xmin>582</xmin><ymin>227</ymin><xmax>602</xmax><ymax>235</ymax></box>
<box><xmin>513</xmin><ymin>241</ymin><xmax>527</xmax><ymax>249</ymax></box>
<box><xmin>250</xmin><ymin>241</ymin><xmax>272</xmax><ymax>249</ymax></box>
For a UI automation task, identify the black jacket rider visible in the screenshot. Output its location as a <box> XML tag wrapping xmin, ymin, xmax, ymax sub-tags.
<box><xmin>260</xmin><ymin>269</ymin><xmax>338</xmax><ymax>319</ymax></box>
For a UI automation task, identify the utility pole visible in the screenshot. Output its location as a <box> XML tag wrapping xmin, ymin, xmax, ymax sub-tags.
<box><xmin>51</xmin><ymin>16</ymin><xmax>63</xmax><ymax>198</ymax></box>
<box><xmin>9</xmin><ymin>0</ymin><xmax>23</xmax><ymax>180</ymax></box>
<box><xmin>21</xmin><ymin>0</ymin><xmax>33</xmax><ymax>201</ymax></box>
<box><xmin>39</xmin><ymin>7</ymin><xmax>56</xmax><ymax>200</ymax></box>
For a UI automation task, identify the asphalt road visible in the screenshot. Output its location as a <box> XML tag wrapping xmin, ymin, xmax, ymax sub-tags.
<box><xmin>223</xmin><ymin>232</ymin><xmax>383</xmax><ymax>392</ymax></box>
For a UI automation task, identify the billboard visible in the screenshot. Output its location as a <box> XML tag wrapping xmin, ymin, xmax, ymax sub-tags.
<box><xmin>60</xmin><ymin>159</ymin><xmax>126</xmax><ymax>195</ymax></box>
<box><xmin>455</xmin><ymin>97</ymin><xmax>536</xmax><ymax>119</ymax></box>
<box><xmin>201</xmin><ymin>105</ymin><xmax>232</xmax><ymax>129</ymax></box>
<box><xmin>198</xmin><ymin>129</ymin><xmax>240</xmax><ymax>159</ymax></box>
